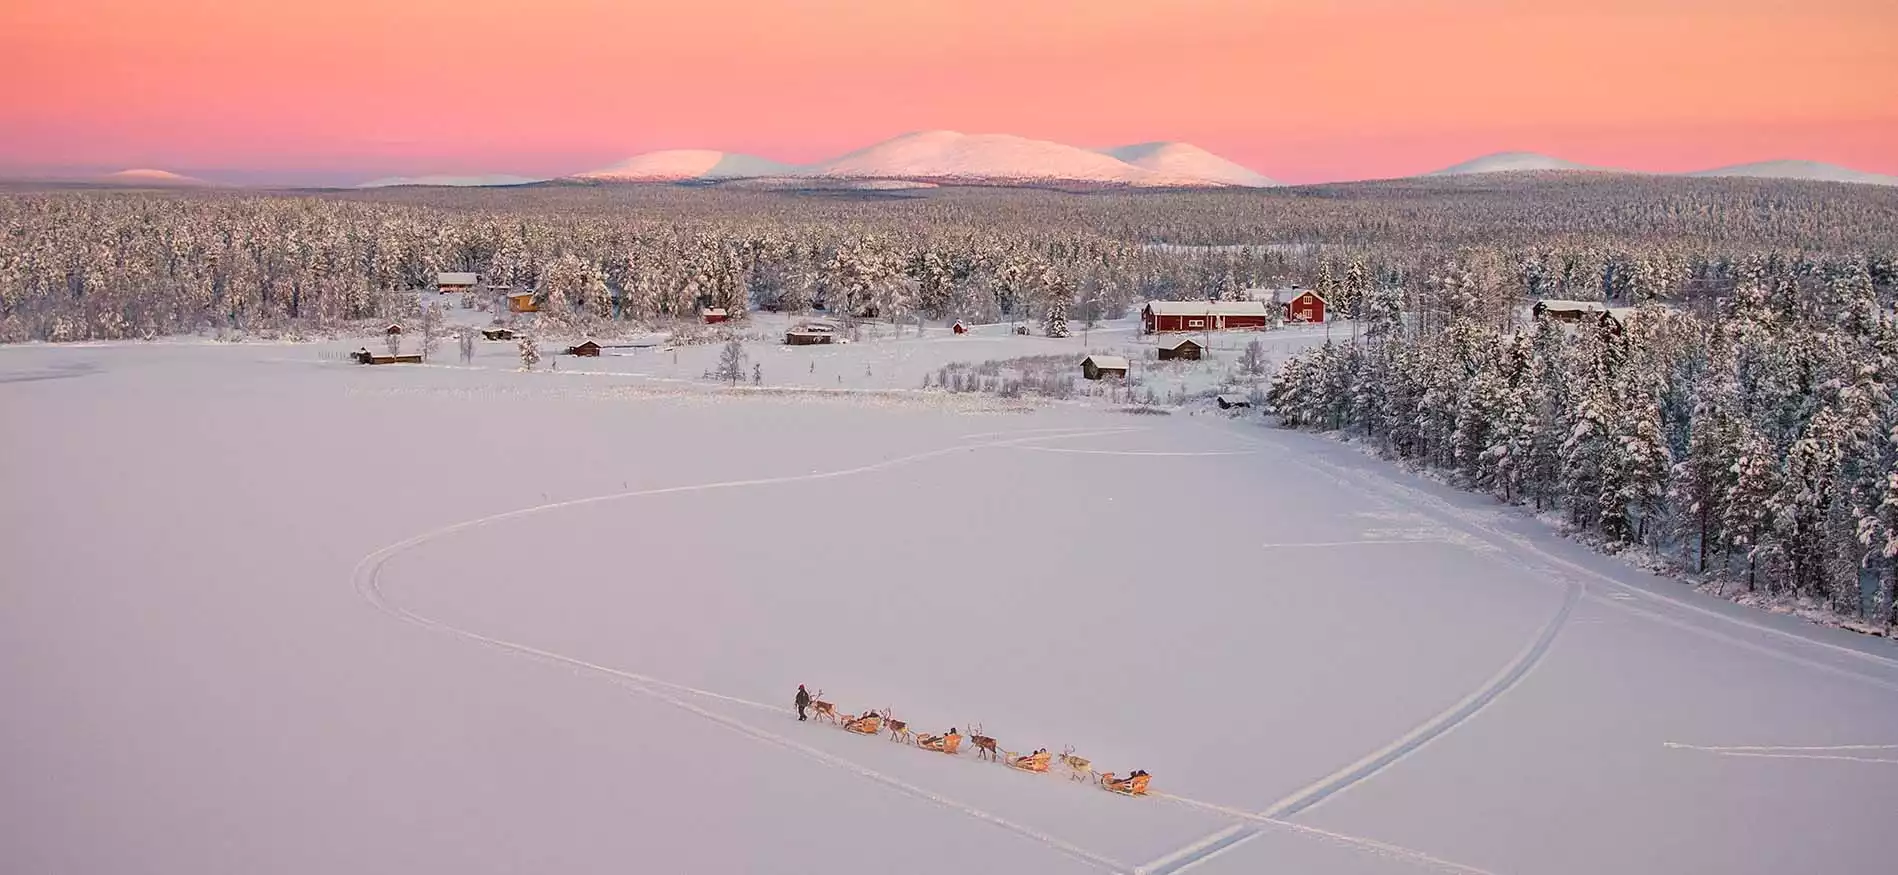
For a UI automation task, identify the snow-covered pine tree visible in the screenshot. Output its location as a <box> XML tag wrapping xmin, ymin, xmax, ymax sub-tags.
<box><xmin>517</xmin><ymin>335</ymin><xmax>540</xmax><ymax>371</ymax></box>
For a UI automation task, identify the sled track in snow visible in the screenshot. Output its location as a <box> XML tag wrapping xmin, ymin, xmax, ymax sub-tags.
<box><xmin>355</xmin><ymin>422</ymin><xmax>1517</xmax><ymax>875</ymax></box>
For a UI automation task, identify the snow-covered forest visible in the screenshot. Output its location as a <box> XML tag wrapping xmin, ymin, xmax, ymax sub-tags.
<box><xmin>1268</xmin><ymin>256</ymin><xmax>1898</xmax><ymax>627</ymax></box>
<box><xmin>1</xmin><ymin>175</ymin><xmax>1895</xmax><ymax>343</ymax></box>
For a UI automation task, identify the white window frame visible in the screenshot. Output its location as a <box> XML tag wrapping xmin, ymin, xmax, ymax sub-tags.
<box><xmin>1187</xmin><ymin>318</ymin><xmax>1205</xmax><ymax>328</ymax></box>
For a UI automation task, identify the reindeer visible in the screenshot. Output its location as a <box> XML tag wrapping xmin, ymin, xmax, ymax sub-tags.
<box><xmin>1059</xmin><ymin>745</ymin><xmax>1094</xmax><ymax>781</ymax></box>
<box><xmin>884</xmin><ymin>708</ymin><xmax>913</xmax><ymax>744</ymax></box>
<box><xmin>808</xmin><ymin>690</ymin><xmax>839</xmax><ymax>724</ymax></box>
<box><xmin>969</xmin><ymin>723</ymin><xmax>1000</xmax><ymax>762</ymax></box>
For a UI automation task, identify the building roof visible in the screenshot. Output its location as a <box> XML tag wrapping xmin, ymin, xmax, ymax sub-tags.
<box><xmin>505</xmin><ymin>289</ymin><xmax>536</xmax><ymax>298</ymax></box>
<box><xmin>1144</xmin><ymin>300</ymin><xmax>1270</xmax><ymax>317</ymax></box>
<box><xmin>1215</xmin><ymin>394</ymin><xmax>1252</xmax><ymax>405</ymax></box>
<box><xmin>437</xmin><ymin>272</ymin><xmax>478</xmax><ymax>286</ymax></box>
<box><xmin>1083</xmin><ymin>355</ymin><xmax>1130</xmax><ymax>370</ymax></box>
<box><xmin>1285</xmin><ymin>289</ymin><xmax>1331</xmax><ymax>305</ymax></box>
<box><xmin>701</xmin><ymin>307</ymin><xmax>728</xmax><ymax>316</ymax></box>
<box><xmin>1159</xmin><ymin>337</ymin><xmax>1202</xmax><ymax>350</ymax></box>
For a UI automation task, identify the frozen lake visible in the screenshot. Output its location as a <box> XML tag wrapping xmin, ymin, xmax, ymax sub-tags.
<box><xmin>3</xmin><ymin>340</ymin><xmax>1894</xmax><ymax>875</ymax></box>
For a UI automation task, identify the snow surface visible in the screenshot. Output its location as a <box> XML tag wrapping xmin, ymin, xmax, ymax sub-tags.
<box><xmin>356</xmin><ymin>174</ymin><xmax>544</xmax><ymax>188</ymax></box>
<box><xmin>1685</xmin><ymin>159</ymin><xmax>1898</xmax><ymax>187</ymax></box>
<box><xmin>99</xmin><ymin>168</ymin><xmax>211</xmax><ymax>186</ymax></box>
<box><xmin>808</xmin><ymin>131</ymin><xmax>1264</xmax><ymax>187</ymax></box>
<box><xmin>1425</xmin><ymin>152</ymin><xmax>1606</xmax><ymax>176</ymax></box>
<box><xmin>1097</xmin><ymin>142</ymin><xmax>1277</xmax><ymax>187</ymax></box>
<box><xmin>576</xmin><ymin>150</ymin><xmax>796</xmax><ymax>182</ymax></box>
<box><xmin>3</xmin><ymin>335</ymin><xmax>1895</xmax><ymax>875</ymax></box>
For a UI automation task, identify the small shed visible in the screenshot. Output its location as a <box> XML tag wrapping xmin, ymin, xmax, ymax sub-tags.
<box><xmin>952</xmin><ymin>320</ymin><xmax>968</xmax><ymax>335</ymax></box>
<box><xmin>1532</xmin><ymin>299</ymin><xmax>1607</xmax><ymax>323</ymax></box>
<box><xmin>1282</xmin><ymin>290</ymin><xmax>1328</xmax><ymax>324</ymax></box>
<box><xmin>1082</xmin><ymin>355</ymin><xmax>1130</xmax><ymax>380</ymax></box>
<box><xmin>480</xmin><ymin>328</ymin><xmax>516</xmax><ymax>341</ymax></box>
<box><xmin>1215</xmin><ymin>394</ymin><xmax>1253</xmax><ymax>410</ymax></box>
<box><xmin>384</xmin><ymin>323</ymin><xmax>403</xmax><ymax>335</ymax></box>
<box><xmin>1157</xmin><ymin>338</ymin><xmax>1203</xmax><ymax>361</ymax></box>
<box><xmin>786</xmin><ymin>328</ymin><xmax>836</xmax><ymax>346</ymax></box>
<box><xmin>566</xmin><ymin>340</ymin><xmax>602</xmax><ymax>357</ymax></box>
<box><xmin>507</xmin><ymin>291</ymin><xmax>539</xmax><ymax>314</ymax></box>
<box><xmin>437</xmin><ymin>272</ymin><xmax>478</xmax><ymax>294</ymax></box>
<box><xmin>701</xmin><ymin>307</ymin><xmax>730</xmax><ymax>324</ymax></box>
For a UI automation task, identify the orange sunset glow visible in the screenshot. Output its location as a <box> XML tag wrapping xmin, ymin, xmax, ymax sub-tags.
<box><xmin>4</xmin><ymin>0</ymin><xmax>1895</xmax><ymax>184</ymax></box>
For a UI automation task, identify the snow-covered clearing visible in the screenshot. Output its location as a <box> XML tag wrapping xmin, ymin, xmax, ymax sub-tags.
<box><xmin>3</xmin><ymin>341</ymin><xmax>1894</xmax><ymax>874</ymax></box>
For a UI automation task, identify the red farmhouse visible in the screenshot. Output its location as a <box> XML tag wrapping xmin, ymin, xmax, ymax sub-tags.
<box><xmin>1282</xmin><ymin>290</ymin><xmax>1328</xmax><ymax>324</ymax></box>
<box><xmin>1141</xmin><ymin>300</ymin><xmax>1271</xmax><ymax>334</ymax></box>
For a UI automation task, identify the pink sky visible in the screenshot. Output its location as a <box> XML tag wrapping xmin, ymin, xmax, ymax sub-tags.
<box><xmin>4</xmin><ymin>0</ymin><xmax>1895</xmax><ymax>184</ymax></box>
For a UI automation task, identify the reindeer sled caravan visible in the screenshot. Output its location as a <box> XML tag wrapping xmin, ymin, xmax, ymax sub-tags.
<box><xmin>795</xmin><ymin>686</ymin><xmax>1151</xmax><ymax>798</ymax></box>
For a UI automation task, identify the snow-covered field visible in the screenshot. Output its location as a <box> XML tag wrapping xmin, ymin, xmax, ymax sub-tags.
<box><xmin>3</xmin><ymin>339</ymin><xmax>1895</xmax><ymax>875</ymax></box>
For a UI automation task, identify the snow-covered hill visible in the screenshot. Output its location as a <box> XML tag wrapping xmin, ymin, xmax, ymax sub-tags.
<box><xmin>98</xmin><ymin>168</ymin><xmax>211</xmax><ymax>187</ymax></box>
<box><xmin>357</xmin><ymin>174</ymin><xmax>543</xmax><ymax>188</ymax></box>
<box><xmin>575</xmin><ymin>150</ymin><xmax>795</xmax><ymax>182</ymax></box>
<box><xmin>1427</xmin><ymin>151</ymin><xmax>1607</xmax><ymax>176</ymax></box>
<box><xmin>1097</xmin><ymin>142</ymin><xmax>1276</xmax><ymax>187</ymax></box>
<box><xmin>1685</xmin><ymin>159</ymin><xmax>1898</xmax><ymax>187</ymax></box>
<box><xmin>807</xmin><ymin>131</ymin><xmax>1268</xmax><ymax>187</ymax></box>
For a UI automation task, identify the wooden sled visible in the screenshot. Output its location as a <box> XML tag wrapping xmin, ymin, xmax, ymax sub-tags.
<box><xmin>917</xmin><ymin>732</ymin><xmax>962</xmax><ymax>754</ymax></box>
<box><xmin>1004</xmin><ymin>750</ymin><xmax>1053</xmax><ymax>773</ymax></box>
<box><xmin>843</xmin><ymin>713</ymin><xmax>883</xmax><ymax>735</ymax></box>
<box><xmin>1100</xmin><ymin>773</ymin><xmax>1151</xmax><ymax>796</ymax></box>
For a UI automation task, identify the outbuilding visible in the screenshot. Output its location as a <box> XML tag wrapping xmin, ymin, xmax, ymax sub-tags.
<box><xmin>1282</xmin><ymin>290</ymin><xmax>1329</xmax><ymax>324</ymax></box>
<box><xmin>1082</xmin><ymin>355</ymin><xmax>1130</xmax><ymax>380</ymax></box>
<box><xmin>566</xmin><ymin>340</ymin><xmax>602</xmax><ymax>357</ymax></box>
<box><xmin>952</xmin><ymin>320</ymin><xmax>968</xmax><ymax>335</ymax></box>
<box><xmin>701</xmin><ymin>307</ymin><xmax>730</xmax><ymax>324</ymax></box>
<box><xmin>1157</xmin><ymin>338</ymin><xmax>1203</xmax><ymax>361</ymax></box>
<box><xmin>1141</xmin><ymin>300</ymin><xmax>1271</xmax><ymax>334</ymax></box>
<box><xmin>480</xmin><ymin>328</ymin><xmax>516</xmax><ymax>341</ymax></box>
<box><xmin>786</xmin><ymin>328</ymin><xmax>836</xmax><ymax>346</ymax></box>
<box><xmin>1215</xmin><ymin>394</ymin><xmax>1253</xmax><ymax>410</ymax></box>
<box><xmin>384</xmin><ymin>323</ymin><xmax>403</xmax><ymax>335</ymax></box>
<box><xmin>1532</xmin><ymin>299</ymin><xmax>1608</xmax><ymax>323</ymax></box>
<box><xmin>507</xmin><ymin>291</ymin><xmax>539</xmax><ymax>314</ymax></box>
<box><xmin>437</xmin><ymin>272</ymin><xmax>478</xmax><ymax>294</ymax></box>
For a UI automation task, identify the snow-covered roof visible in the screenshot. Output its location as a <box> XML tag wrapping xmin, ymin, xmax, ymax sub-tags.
<box><xmin>701</xmin><ymin>307</ymin><xmax>728</xmax><ymax>316</ymax></box>
<box><xmin>437</xmin><ymin>272</ymin><xmax>478</xmax><ymax>286</ymax></box>
<box><xmin>1144</xmin><ymin>300</ymin><xmax>1270</xmax><ymax>317</ymax></box>
<box><xmin>505</xmin><ymin>289</ymin><xmax>536</xmax><ymax>298</ymax></box>
<box><xmin>1216</xmin><ymin>394</ymin><xmax>1252</xmax><ymax>405</ymax></box>
<box><xmin>1083</xmin><ymin>355</ymin><xmax>1130</xmax><ymax>370</ymax></box>
<box><xmin>1283</xmin><ymin>289</ymin><xmax>1330</xmax><ymax>304</ymax></box>
<box><xmin>1159</xmin><ymin>337</ymin><xmax>1202</xmax><ymax>350</ymax></box>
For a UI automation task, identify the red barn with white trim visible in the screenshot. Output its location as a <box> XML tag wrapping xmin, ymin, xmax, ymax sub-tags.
<box><xmin>1141</xmin><ymin>300</ymin><xmax>1270</xmax><ymax>334</ymax></box>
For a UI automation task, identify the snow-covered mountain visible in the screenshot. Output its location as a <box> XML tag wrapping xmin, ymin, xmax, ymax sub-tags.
<box><xmin>1685</xmin><ymin>159</ymin><xmax>1897</xmax><ymax>187</ymax></box>
<box><xmin>575</xmin><ymin>150</ymin><xmax>795</xmax><ymax>182</ymax></box>
<box><xmin>99</xmin><ymin>168</ymin><xmax>211</xmax><ymax>187</ymax></box>
<box><xmin>357</xmin><ymin>174</ymin><xmax>543</xmax><ymax>188</ymax></box>
<box><xmin>1427</xmin><ymin>152</ymin><xmax>1607</xmax><ymax>176</ymax></box>
<box><xmin>806</xmin><ymin>131</ymin><xmax>1269</xmax><ymax>187</ymax></box>
<box><xmin>1097</xmin><ymin>142</ymin><xmax>1277</xmax><ymax>187</ymax></box>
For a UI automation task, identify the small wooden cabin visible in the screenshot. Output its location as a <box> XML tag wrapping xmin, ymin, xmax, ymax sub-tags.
<box><xmin>480</xmin><ymin>328</ymin><xmax>516</xmax><ymax>341</ymax></box>
<box><xmin>384</xmin><ymin>323</ymin><xmax>403</xmax><ymax>335</ymax></box>
<box><xmin>1216</xmin><ymin>394</ymin><xmax>1253</xmax><ymax>410</ymax></box>
<box><xmin>437</xmin><ymin>272</ymin><xmax>478</xmax><ymax>294</ymax></box>
<box><xmin>1282</xmin><ymin>290</ymin><xmax>1328</xmax><ymax>324</ymax></box>
<box><xmin>352</xmin><ymin>350</ymin><xmax>422</xmax><ymax>365</ymax></box>
<box><xmin>1157</xmin><ymin>338</ymin><xmax>1203</xmax><ymax>361</ymax></box>
<box><xmin>701</xmin><ymin>307</ymin><xmax>730</xmax><ymax>324</ymax></box>
<box><xmin>786</xmin><ymin>329</ymin><xmax>836</xmax><ymax>346</ymax></box>
<box><xmin>1532</xmin><ymin>300</ymin><xmax>1608</xmax><ymax>323</ymax></box>
<box><xmin>507</xmin><ymin>291</ymin><xmax>539</xmax><ymax>314</ymax></box>
<box><xmin>565</xmin><ymin>341</ymin><xmax>602</xmax><ymax>357</ymax></box>
<box><xmin>1082</xmin><ymin>355</ymin><xmax>1130</xmax><ymax>380</ymax></box>
<box><xmin>952</xmin><ymin>320</ymin><xmax>968</xmax><ymax>335</ymax></box>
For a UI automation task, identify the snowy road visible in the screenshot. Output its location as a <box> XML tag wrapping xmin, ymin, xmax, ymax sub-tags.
<box><xmin>3</xmin><ymin>342</ymin><xmax>1894</xmax><ymax>874</ymax></box>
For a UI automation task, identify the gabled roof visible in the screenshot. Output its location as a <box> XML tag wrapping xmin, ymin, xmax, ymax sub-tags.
<box><xmin>1159</xmin><ymin>337</ymin><xmax>1202</xmax><ymax>350</ymax></box>
<box><xmin>437</xmin><ymin>271</ymin><xmax>478</xmax><ymax>285</ymax></box>
<box><xmin>505</xmin><ymin>289</ymin><xmax>536</xmax><ymax>298</ymax></box>
<box><xmin>701</xmin><ymin>307</ymin><xmax>728</xmax><ymax>316</ymax></box>
<box><xmin>1143</xmin><ymin>300</ymin><xmax>1270</xmax><ymax>317</ymax></box>
<box><xmin>1284</xmin><ymin>289</ymin><xmax>1330</xmax><ymax>305</ymax></box>
<box><xmin>1083</xmin><ymin>354</ymin><xmax>1130</xmax><ymax>370</ymax></box>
